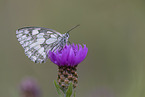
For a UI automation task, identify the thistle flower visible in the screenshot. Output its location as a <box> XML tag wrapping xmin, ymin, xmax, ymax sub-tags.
<box><xmin>48</xmin><ymin>43</ymin><xmax>88</xmax><ymax>92</ymax></box>
<box><xmin>49</xmin><ymin>43</ymin><xmax>88</xmax><ymax>66</ymax></box>
<box><xmin>19</xmin><ymin>78</ymin><xmax>40</xmax><ymax>97</ymax></box>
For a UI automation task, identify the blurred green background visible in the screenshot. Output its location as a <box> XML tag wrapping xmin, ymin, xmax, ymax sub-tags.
<box><xmin>0</xmin><ymin>0</ymin><xmax>145</xmax><ymax>97</ymax></box>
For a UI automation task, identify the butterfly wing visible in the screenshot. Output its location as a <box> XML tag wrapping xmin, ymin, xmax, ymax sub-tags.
<box><xmin>16</xmin><ymin>27</ymin><xmax>63</xmax><ymax>63</ymax></box>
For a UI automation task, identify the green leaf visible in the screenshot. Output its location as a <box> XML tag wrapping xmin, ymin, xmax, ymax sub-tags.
<box><xmin>73</xmin><ymin>90</ymin><xmax>76</xmax><ymax>97</ymax></box>
<box><xmin>54</xmin><ymin>80</ymin><xmax>63</xmax><ymax>97</ymax></box>
<box><xmin>66</xmin><ymin>82</ymin><xmax>73</xmax><ymax>97</ymax></box>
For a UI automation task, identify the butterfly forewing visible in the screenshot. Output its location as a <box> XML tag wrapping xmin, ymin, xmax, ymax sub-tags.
<box><xmin>16</xmin><ymin>27</ymin><xmax>63</xmax><ymax>63</ymax></box>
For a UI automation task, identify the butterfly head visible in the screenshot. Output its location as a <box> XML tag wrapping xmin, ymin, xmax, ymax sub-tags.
<box><xmin>64</xmin><ymin>32</ymin><xmax>69</xmax><ymax>38</ymax></box>
<box><xmin>62</xmin><ymin>33</ymin><xmax>69</xmax><ymax>44</ymax></box>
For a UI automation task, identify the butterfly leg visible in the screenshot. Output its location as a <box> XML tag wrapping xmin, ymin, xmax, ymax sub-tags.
<box><xmin>50</xmin><ymin>41</ymin><xmax>61</xmax><ymax>52</ymax></box>
<box><xmin>52</xmin><ymin>39</ymin><xmax>65</xmax><ymax>52</ymax></box>
<box><xmin>53</xmin><ymin>44</ymin><xmax>61</xmax><ymax>52</ymax></box>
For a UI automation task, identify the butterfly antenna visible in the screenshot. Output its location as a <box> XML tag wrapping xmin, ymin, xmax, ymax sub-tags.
<box><xmin>67</xmin><ymin>24</ymin><xmax>80</xmax><ymax>33</ymax></box>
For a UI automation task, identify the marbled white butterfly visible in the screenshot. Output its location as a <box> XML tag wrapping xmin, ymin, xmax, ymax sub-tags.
<box><xmin>16</xmin><ymin>25</ymin><xmax>79</xmax><ymax>63</ymax></box>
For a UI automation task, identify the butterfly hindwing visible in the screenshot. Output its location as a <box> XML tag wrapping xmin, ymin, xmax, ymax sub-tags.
<box><xmin>16</xmin><ymin>27</ymin><xmax>63</xmax><ymax>63</ymax></box>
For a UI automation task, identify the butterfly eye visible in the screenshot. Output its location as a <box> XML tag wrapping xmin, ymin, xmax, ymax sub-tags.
<box><xmin>65</xmin><ymin>33</ymin><xmax>69</xmax><ymax>38</ymax></box>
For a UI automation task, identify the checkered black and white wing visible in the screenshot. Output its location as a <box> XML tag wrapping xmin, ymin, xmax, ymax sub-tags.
<box><xmin>16</xmin><ymin>27</ymin><xmax>63</xmax><ymax>63</ymax></box>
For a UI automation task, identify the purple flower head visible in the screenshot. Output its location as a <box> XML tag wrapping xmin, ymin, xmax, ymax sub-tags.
<box><xmin>20</xmin><ymin>78</ymin><xmax>40</xmax><ymax>97</ymax></box>
<box><xmin>48</xmin><ymin>43</ymin><xmax>88</xmax><ymax>66</ymax></box>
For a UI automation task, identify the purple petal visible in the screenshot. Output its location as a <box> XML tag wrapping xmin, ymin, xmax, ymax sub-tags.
<box><xmin>68</xmin><ymin>47</ymin><xmax>75</xmax><ymax>66</ymax></box>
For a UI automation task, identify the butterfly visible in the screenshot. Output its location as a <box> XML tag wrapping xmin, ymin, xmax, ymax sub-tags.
<box><xmin>16</xmin><ymin>25</ymin><xmax>79</xmax><ymax>63</ymax></box>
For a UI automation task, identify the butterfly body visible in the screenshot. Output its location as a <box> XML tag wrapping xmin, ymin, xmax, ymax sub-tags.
<box><xmin>16</xmin><ymin>27</ymin><xmax>69</xmax><ymax>63</ymax></box>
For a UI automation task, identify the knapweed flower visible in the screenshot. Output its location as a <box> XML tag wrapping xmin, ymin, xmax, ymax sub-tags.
<box><xmin>19</xmin><ymin>78</ymin><xmax>40</xmax><ymax>97</ymax></box>
<box><xmin>49</xmin><ymin>43</ymin><xmax>88</xmax><ymax>66</ymax></box>
<box><xmin>48</xmin><ymin>43</ymin><xmax>88</xmax><ymax>91</ymax></box>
